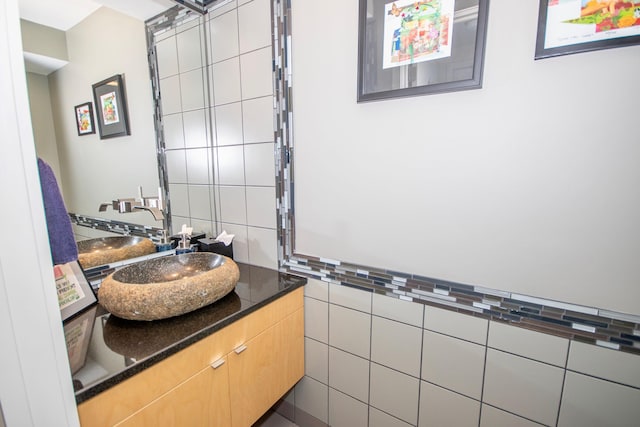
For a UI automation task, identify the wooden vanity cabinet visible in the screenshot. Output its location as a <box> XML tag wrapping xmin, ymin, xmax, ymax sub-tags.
<box><xmin>77</xmin><ymin>287</ymin><xmax>304</xmax><ymax>427</ymax></box>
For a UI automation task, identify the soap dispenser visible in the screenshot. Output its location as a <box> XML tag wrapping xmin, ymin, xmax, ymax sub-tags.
<box><xmin>175</xmin><ymin>224</ymin><xmax>194</xmax><ymax>255</ymax></box>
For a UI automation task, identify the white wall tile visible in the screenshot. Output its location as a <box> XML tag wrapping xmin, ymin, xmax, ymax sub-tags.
<box><xmin>305</xmin><ymin>297</ymin><xmax>328</xmax><ymax>344</ymax></box>
<box><xmin>242</xmin><ymin>96</ymin><xmax>274</xmax><ymax>143</ymax></box>
<box><xmin>160</xmin><ymin>75</ymin><xmax>181</xmax><ymax>115</ymax></box>
<box><xmin>480</xmin><ymin>404</ymin><xmax>546</xmax><ymax>427</ymax></box>
<box><xmin>208</xmin><ymin>0</ymin><xmax>238</xmax><ymax>18</ymax></box>
<box><xmin>244</xmin><ymin>142</ymin><xmax>275</xmax><ymax>186</ymax></box>
<box><xmin>329</xmin><ymin>305</ymin><xmax>371</xmax><ymax>358</ymax></box>
<box><xmin>187</xmin><ymin>184</ymin><xmax>212</xmax><ymax>221</ymax></box>
<box><xmin>424</xmin><ymin>305</ymin><xmax>488</xmax><ymax>345</ymax></box>
<box><xmin>168</xmin><ymin>183</ymin><xmax>189</xmax><ymax>217</ymax></box>
<box><xmin>294</xmin><ymin>376</ymin><xmax>328</xmax><ymax>424</ymax></box>
<box><xmin>418</xmin><ymin>382</ymin><xmax>480</xmax><ymax>427</ymax></box>
<box><xmin>483</xmin><ymin>349</ymin><xmax>564</xmax><ymax>426</ymax></box>
<box><xmin>213</xmin><ymin>57</ymin><xmax>241</xmax><ymax>105</ymax></box>
<box><xmin>183</xmin><ymin>109</ymin><xmax>209</xmax><ymax>148</ymax></box>
<box><xmin>209</xmin><ymin>9</ymin><xmax>239</xmax><ymax>63</ymax></box>
<box><xmin>567</xmin><ymin>340</ymin><xmax>640</xmax><ymax>388</ymax></box>
<box><xmin>372</xmin><ymin>293</ymin><xmax>424</xmax><ymax>327</ymax></box>
<box><xmin>216</xmin><ymin>145</ymin><xmax>245</xmax><ymax>185</ymax></box>
<box><xmin>188</xmin><ymin>218</ymin><xmax>213</xmax><ymax>237</ymax></box>
<box><xmin>162</xmin><ymin>113</ymin><xmax>184</xmax><ymax>149</ymax></box>
<box><xmin>305</xmin><ymin>278</ymin><xmax>328</xmax><ymax>302</ymax></box>
<box><xmin>179</xmin><ymin>68</ymin><xmax>206</xmax><ymax>111</ymax></box>
<box><xmin>422</xmin><ymin>330</ymin><xmax>485</xmax><ymax>400</ymax></box>
<box><xmin>370</xmin><ymin>363</ymin><xmax>419</xmax><ymax>425</ymax></box>
<box><xmin>304</xmin><ymin>337</ymin><xmax>328</xmax><ymax>384</ymax></box>
<box><xmin>165</xmin><ymin>149</ymin><xmax>187</xmax><ymax>183</ymax></box>
<box><xmin>369</xmin><ymin>407</ymin><xmax>413</xmax><ymax>427</ymax></box>
<box><xmin>185</xmin><ymin>148</ymin><xmax>210</xmax><ymax>185</ymax></box>
<box><xmin>219</xmin><ymin>185</ymin><xmax>246</xmax><ymax>224</ymax></box>
<box><xmin>558</xmin><ymin>371</ymin><xmax>640</xmax><ymax>427</ymax></box>
<box><xmin>488</xmin><ymin>321</ymin><xmax>569</xmax><ymax>367</ymax></box>
<box><xmin>245</xmin><ymin>186</ymin><xmax>275</xmax><ymax>228</ymax></box>
<box><xmin>240</xmin><ymin>47</ymin><xmax>273</xmax><ymax>99</ymax></box>
<box><xmin>217</xmin><ymin>222</ymin><xmax>248</xmax><ymax>263</ymax></box>
<box><xmin>155</xmin><ymin>36</ymin><xmax>178</xmax><ymax>78</ymax></box>
<box><xmin>329</xmin><ymin>283</ymin><xmax>372</xmax><ymax>313</ymax></box>
<box><xmin>214</xmin><ymin>102</ymin><xmax>243</xmax><ymax>146</ymax></box>
<box><xmin>328</xmin><ymin>347</ymin><xmax>369</xmax><ymax>403</ymax></box>
<box><xmin>247</xmin><ymin>226</ymin><xmax>277</xmax><ymax>269</ymax></box>
<box><xmin>329</xmin><ymin>388</ymin><xmax>368</xmax><ymax>427</ymax></box>
<box><xmin>238</xmin><ymin>0</ymin><xmax>271</xmax><ymax>53</ymax></box>
<box><xmin>371</xmin><ymin>316</ymin><xmax>422</xmax><ymax>377</ymax></box>
<box><xmin>176</xmin><ymin>25</ymin><xmax>203</xmax><ymax>72</ymax></box>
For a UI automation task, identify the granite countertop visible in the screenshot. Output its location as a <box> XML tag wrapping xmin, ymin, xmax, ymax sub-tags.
<box><xmin>64</xmin><ymin>262</ymin><xmax>306</xmax><ymax>404</ymax></box>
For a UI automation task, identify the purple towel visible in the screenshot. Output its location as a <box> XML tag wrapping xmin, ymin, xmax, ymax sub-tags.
<box><xmin>38</xmin><ymin>158</ymin><xmax>78</xmax><ymax>265</ymax></box>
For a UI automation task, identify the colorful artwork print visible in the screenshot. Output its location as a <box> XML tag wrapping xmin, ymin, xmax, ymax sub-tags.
<box><xmin>544</xmin><ymin>0</ymin><xmax>640</xmax><ymax>49</ymax></box>
<box><xmin>54</xmin><ymin>263</ymin><xmax>86</xmax><ymax>310</ymax></box>
<box><xmin>382</xmin><ymin>0</ymin><xmax>455</xmax><ymax>69</ymax></box>
<box><xmin>100</xmin><ymin>91</ymin><xmax>120</xmax><ymax>125</ymax></box>
<box><xmin>75</xmin><ymin>105</ymin><xmax>93</xmax><ymax>134</ymax></box>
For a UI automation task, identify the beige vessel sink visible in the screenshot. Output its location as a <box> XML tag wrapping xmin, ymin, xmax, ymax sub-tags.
<box><xmin>77</xmin><ymin>236</ymin><xmax>157</xmax><ymax>269</ymax></box>
<box><xmin>98</xmin><ymin>252</ymin><xmax>240</xmax><ymax>321</ymax></box>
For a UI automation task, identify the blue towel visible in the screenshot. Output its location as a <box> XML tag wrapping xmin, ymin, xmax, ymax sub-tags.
<box><xmin>38</xmin><ymin>158</ymin><xmax>78</xmax><ymax>265</ymax></box>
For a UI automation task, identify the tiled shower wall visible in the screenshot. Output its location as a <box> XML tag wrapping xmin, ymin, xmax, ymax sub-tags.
<box><xmin>151</xmin><ymin>0</ymin><xmax>278</xmax><ymax>269</ymax></box>
<box><xmin>283</xmin><ymin>278</ymin><xmax>640</xmax><ymax>427</ymax></box>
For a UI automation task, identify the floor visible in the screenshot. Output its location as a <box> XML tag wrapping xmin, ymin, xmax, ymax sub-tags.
<box><xmin>253</xmin><ymin>410</ymin><xmax>299</xmax><ymax>427</ymax></box>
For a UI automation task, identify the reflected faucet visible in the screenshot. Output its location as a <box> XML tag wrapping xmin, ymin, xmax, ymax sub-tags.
<box><xmin>99</xmin><ymin>186</ymin><xmax>165</xmax><ymax>221</ymax></box>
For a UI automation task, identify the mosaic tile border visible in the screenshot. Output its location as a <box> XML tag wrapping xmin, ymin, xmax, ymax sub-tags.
<box><xmin>271</xmin><ymin>0</ymin><xmax>640</xmax><ymax>357</ymax></box>
<box><xmin>70</xmin><ymin>213</ymin><xmax>164</xmax><ymax>242</ymax></box>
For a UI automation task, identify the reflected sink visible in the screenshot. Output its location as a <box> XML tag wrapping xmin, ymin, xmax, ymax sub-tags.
<box><xmin>98</xmin><ymin>252</ymin><xmax>240</xmax><ymax>321</ymax></box>
<box><xmin>77</xmin><ymin>236</ymin><xmax>157</xmax><ymax>269</ymax></box>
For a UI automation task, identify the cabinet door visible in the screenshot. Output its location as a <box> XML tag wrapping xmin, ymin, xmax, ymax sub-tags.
<box><xmin>228</xmin><ymin>308</ymin><xmax>304</xmax><ymax>427</ymax></box>
<box><xmin>116</xmin><ymin>357</ymin><xmax>231</xmax><ymax>427</ymax></box>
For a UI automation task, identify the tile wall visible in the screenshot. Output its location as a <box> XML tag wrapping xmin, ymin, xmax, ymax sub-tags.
<box><xmin>150</xmin><ymin>0</ymin><xmax>278</xmax><ymax>269</ymax></box>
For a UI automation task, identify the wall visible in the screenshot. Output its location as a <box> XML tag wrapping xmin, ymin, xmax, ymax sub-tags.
<box><xmin>291</xmin><ymin>0</ymin><xmax>640</xmax><ymax>315</ymax></box>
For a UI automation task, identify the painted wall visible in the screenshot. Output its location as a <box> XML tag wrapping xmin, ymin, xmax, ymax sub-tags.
<box><xmin>291</xmin><ymin>0</ymin><xmax>640</xmax><ymax>315</ymax></box>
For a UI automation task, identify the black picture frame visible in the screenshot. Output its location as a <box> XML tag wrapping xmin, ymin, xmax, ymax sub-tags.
<box><xmin>357</xmin><ymin>0</ymin><xmax>490</xmax><ymax>102</ymax></box>
<box><xmin>92</xmin><ymin>74</ymin><xmax>131</xmax><ymax>139</ymax></box>
<box><xmin>535</xmin><ymin>1</ymin><xmax>640</xmax><ymax>60</ymax></box>
<box><xmin>63</xmin><ymin>304</ymin><xmax>97</xmax><ymax>374</ymax></box>
<box><xmin>74</xmin><ymin>102</ymin><xmax>95</xmax><ymax>136</ymax></box>
<box><xmin>54</xmin><ymin>260</ymin><xmax>98</xmax><ymax>321</ymax></box>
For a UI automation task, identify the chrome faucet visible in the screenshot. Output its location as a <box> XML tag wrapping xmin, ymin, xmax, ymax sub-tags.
<box><xmin>99</xmin><ymin>186</ymin><xmax>165</xmax><ymax>221</ymax></box>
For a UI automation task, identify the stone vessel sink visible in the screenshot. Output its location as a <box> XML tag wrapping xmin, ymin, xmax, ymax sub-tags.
<box><xmin>77</xmin><ymin>236</ymin><xmax>156</xmax><ymax>269</ymax></box>
<box><xmin>98</xmin><ymin>252</ymin><xmax>240</xmax><ymax>321</ymax></box>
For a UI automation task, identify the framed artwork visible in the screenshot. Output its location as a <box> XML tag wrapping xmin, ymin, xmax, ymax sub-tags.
<box><xmin>92</xmin><ymin>74</ymin><xmax>131</xmax><ymax>139</ymax></box>
<box><xmin>74</xmin><ymin>102</ymin><xmax>95</xmax><ymax>136</ymax></box>
<box><xmin>357</xmin><ymin>0</ymin><xmax>490</xmax><ymax>102</ymax></box>
<box><xmin>535</xmin><ymin>0</ymin><xmax>640</xmax><ymax>59</ymax></box>
<box><xmin>54</xmin><ymin>260</ymin><xmax>97</xmax><ymax>321</ymax></box>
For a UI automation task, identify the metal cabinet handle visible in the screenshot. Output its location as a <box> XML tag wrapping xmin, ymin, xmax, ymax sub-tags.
<box><xmin>211</xmin><ymin>358</ymin><xmax>225</xmax><ymax>369</ymax></box>
<box><xmin>234</xmin><ymin>344</ymin><xmax>247</xmax><ymax>354</ymax></box>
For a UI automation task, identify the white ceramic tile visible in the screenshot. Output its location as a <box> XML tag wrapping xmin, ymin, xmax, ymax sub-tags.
<box><xmin>245</xmin><ymin>186</ymin><xmax>275</xmax><ymax>228</ymax></box>
<box><xmin>187</xmin><ymin>184</ymin><xmax>212</xmax><ymax>221</ymax></box>
<box><xmin>305</xmin><ymin>278</ymin><xmax>328</xmax><ymax>302</ymax></box>
<box><xmin>171</xmin><ymin>216</ymin><xmax>190</xmax><ymax>234</ymax></box>
<box><xmin>329</xmin><ymin>305</ymin><xmax>371</xmax><ymax>358</ymax></box>
<box><xmin>329</xmin><ymin>388</ymin><xmax>368</xmax><ymax>427</ymax></box>
<box><xmin>558</xmin><ymin>371</ymin><xmax>640</xmax><ymax>427</ymax></box>
<box><xmin>240</xmin><ymin>47</ymin><xmax>273</xmax><ymax>99</ymax></box>
<box><xmin>328</xmin><ymin>347</ymin><xmax>369</xmax><ymax>403</ymax></box>
<box><xmin>304</xmin><ymin>337</ymin><xmax>328</xmax><ymax>384</ymax></box>
<box><xmin>183</xmin><ymin>109</ymin><xmax>209</xmax><ymax>148</ymax></box>
<box><xmin>305</xmin><ymin>297</ymin><xmax>328</xmax><ymax>343</ymax></box>
<box><xmin>165</xmin><ymin>149</ymin><xmax>187</xmax><ymax>183</ymax></box>
<box><xmin>216</xmin><ymin>145</ymin><xmax>245</xmax><ymax>185</ymax></box>
<box><xmin>422</xmin><ymin>330</ymin><xmax>485</xmax><ymax>400</ymax></box>
<box><xmin>162</xmin><ymin>113</ymin><xmax>184</xmax><ymax>149</ymax></box>
<box><xmin>483</xmin><ymin>349</ymin><xmax>564</xmax><ymax>426</ymax></box>
<box><xmin>247</xmin><ymin>226</ymin><xmax>277</xmax><ymax>269</ymax></box>
<box><xmin>217</xmin><ymin>222</ymin><xmax>248</xmax><ymax>263</ymax></box>
<box><xmin>179</xmin><ymin>68</ymin><xmax>206</xmax><ymax>111</ymax></box>
<box><xmin>372</xmin><ymin>293</ymin><xmax>423</xmax><ymax>327</ymax></box>
<box><xmin>488</xmin><ymin>321</ymin><xmax>569</xmax><ymax>367</ymax></box>
<box><xmin>418</xmin><ymin>382</ymin><xmax>480</xmax><ymax>427</ymax></box>
<box><xmin>188</xmin><ymin>218</ymin><xmax>213</xmax><ymax>238</ymax></box>
<box><xmin>168</xmin><ymin>184</ymin><xmax>189</xmax><ymax>217</ymax></box>
<box><xmin>424</xmin><ymin>305</ymin><xmax>488</xmax><ymax>345</ymax></box>
<box><xmin>237</xmin><ymin>0</ymin><xmax>252</xmax><ymax>6</ymax></box>
<box><xmin>329</xmin><ymin>283</ymin><xmax>372</xmax><ymax>313</ymax></box>
<box><xmin>242</xmin><ymin>96</ymin><xmax>274</xmax><ymax>143</ymax></box>
<box><xmin>214</xmin><ymin>102</ymin><xmax>243</xmax><ymax>146</ymax></box>
<box><xmin>480</xmin><ymin>405</ymin><xmax>545</xmax><ymax>427</ymax></box>
<box><xmin>244</xmin><ymin>142</ymin><xmax>276</xmax><ymax>186</ymax></box>
<box><xmin>160</xmin><ymin>75</ymin><xmax>182</xmax><ymax>115</ymax></box>
<box><xmin>294</xmin><ymin>376</ymin><xmax>328</xmax><ymax>424</ymax></box>
<box><xmin>155</xmin><ymin>36</ymin><xmax>178</xmax><ymax>78</ymax></box>
<box><xmin>176</xmin><ymin>25</ymin><xmax>203</xmax><ymax>73</ymax></box>
<box><xmin>369</xmin><ymin>407</ymin><xmax>413</xmax><ymax>427</ymax></box>
<box><xmin>370</xmin><ymin>363</ymin><xmax>419</xmax><ymax>425</ymax></box>
<box><xmin>371</xmin><ymin>316</ymin><xmax>422</xmax><ymax>377</ymax></box>
<box><xmin>218</xmin><ymin>185</ymin><xmax>246</xmax><ymax>224</ymax></box>
<box><xmin>209</xmin><ymin>9</ymin><xmax>239</xmax><ymax>63</ymax></box>
<box><xmin>185</xmin><ymin>148</ymin><xmax>211</xmax><ymax>185</ymax></box>
<box><xmin>208</xmin><ymin>0</ymin><xmax>238</xmax><ymax>18</ymax></box>
<box><xmin>238</xmin><ymin>0</ymin><xmax>271</xmax><ymax>53</ymax></box>
<box><xmin>567</xmin><ymin>340</ymin><xmax>640</xmax><ymax>388</ymax></box>
<box><xmin>213</xmin><ymin>57</ymin><xmax>241</xmax><ymax>105</ymax></box>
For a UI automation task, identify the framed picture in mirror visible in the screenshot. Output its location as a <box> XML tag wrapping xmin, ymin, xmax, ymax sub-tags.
<box><xmin>357</xmin><ymin>0</ymin><xmax>490</xmax><ymax>102</ymax></box>
<box><xmin>92</xmin><ymin>74</ymin><xmax>131</xmax><ymax>139</ymax></box>
<box><xmin>74</xmin><ymin>102</ymin><xmax>95</xmax><ymax>136</ymax></box>
<box><xmin>54</xmin><ymin>260</ymin><xmax>97</xmax><ymax>321</ymax></box>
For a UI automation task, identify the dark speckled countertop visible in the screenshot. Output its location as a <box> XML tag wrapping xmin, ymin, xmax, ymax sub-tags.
<box><xmin>63</xmin><ymin>262</ymin><xmax>306</xmax><ymax>404</ymax></box>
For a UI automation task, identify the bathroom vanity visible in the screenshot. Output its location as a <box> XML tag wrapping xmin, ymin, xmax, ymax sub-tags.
<box><xmin>67</xmin><ymin>262</ymin><xmax>306</xmax><ymax>427</ymax></box>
